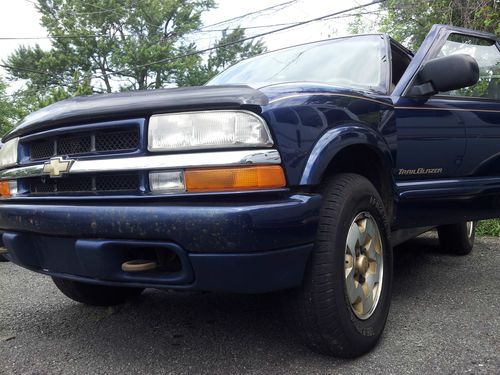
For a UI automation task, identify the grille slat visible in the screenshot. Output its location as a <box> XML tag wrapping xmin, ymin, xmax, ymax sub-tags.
<box><xmin>26</xmin><ymin>174</ymin><xmax>140</xmax><ymax>195</ymax></box>
<box><xmin>27</xmin><ymin>127</ymin><xmax>139</xmax><ymax>160</ymax></box>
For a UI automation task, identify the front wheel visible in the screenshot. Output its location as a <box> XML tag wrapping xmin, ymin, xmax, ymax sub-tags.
<box><xmin>437</xmin><ymin>221</ymin><xmax>476</xmax><ymax>255</ymax></box>
<box><xmin>52</xmin><ymin>277</ymin><xmax>144</xmax><ymax>306</ymax></box>
<box><xmin>285</xmin><ymin>173</ymin><xmax>393</xmax><ymax>358</ymax></box>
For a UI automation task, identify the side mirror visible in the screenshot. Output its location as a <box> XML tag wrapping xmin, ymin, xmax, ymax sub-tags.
<box><xmin>409</xmin><ymin>54</ymin><xmax>479</xmax><ymax>96</ymax></box>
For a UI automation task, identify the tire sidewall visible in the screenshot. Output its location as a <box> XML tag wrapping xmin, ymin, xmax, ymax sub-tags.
<box><xmin>317</xmin><ymin>177</ymin><xmax>393</xmax><ymax>348</ymax></box>
<box><xmin>464</xmin><ymin>221</ymin><xmax>476</xmax><ymax>249</ymax></box>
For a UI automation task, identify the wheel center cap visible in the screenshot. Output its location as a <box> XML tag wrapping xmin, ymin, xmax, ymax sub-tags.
<box><xmin>355</xmin><ymin>255</ymin><xmax>369</xmax><ymax>275</ymax></box>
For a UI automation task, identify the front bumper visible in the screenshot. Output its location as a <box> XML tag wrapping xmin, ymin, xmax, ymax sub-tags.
<box><xmin>0</xmin><ymin>193</ymin><xmax>321</xmax><ymax>293</ymax></box>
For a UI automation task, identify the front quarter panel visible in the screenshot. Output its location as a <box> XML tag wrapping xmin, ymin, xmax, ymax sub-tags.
<box><xmin>259</xmin><ymin>86</ymin><xmax>395</xmax><ymax>186</ymax></box>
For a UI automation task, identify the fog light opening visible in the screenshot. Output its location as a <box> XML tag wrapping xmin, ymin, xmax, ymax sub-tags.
<box><xmin>121</xmin><ymin>247</ymin><xmax>182</xmax><ymax>274</ymax></box>
<box><xmin>121</xmin><ymin>259</ymin><xmax>158</xmax><ymax>273</ymax></box>
<box><xmin>155</xmin><ymin>249</ymin><xmax>182</xmax><ymax>272</ymax></box>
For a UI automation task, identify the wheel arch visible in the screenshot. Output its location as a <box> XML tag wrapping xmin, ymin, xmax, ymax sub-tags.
<box><xmin>300</xmin><ymin>125</ymin><xmax>396</xmax><ymax>220</ymax></box>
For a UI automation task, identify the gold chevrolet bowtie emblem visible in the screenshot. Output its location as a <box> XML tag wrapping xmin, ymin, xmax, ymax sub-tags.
<box><xmin>42</xmin><ymin>157</ymin><xmax>74</xmax><ymax>178</ymax></box>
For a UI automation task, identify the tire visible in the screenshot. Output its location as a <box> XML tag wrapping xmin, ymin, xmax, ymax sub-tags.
<box><xmin>52</xmin><ymin>277</ymin><xmax>144</xmax><ymax>306</ymax></box>
<box><xmin>0</xmin><ymin>254</ymin><xmax>8</xmax><ymax>262</ymax></box>
<box><xmin>437</xmin><ymin>221</ymin><xmax>475</xmax><ymax>255</ymax></box>
<box><xmin>285</xmin><ymin>173</ymin><xmax>393</xmax><ymax>358</ymax></box>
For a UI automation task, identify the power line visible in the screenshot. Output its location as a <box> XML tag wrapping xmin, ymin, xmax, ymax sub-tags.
<box><xmin>5</xmin><ymin>1</ymin><xmax>384</xmax><ymax>89</ymax></box>
<box><xmin>0</xmin><ymin>36</ymin><xmax>93</xmax><ymax>40</ymax></box>
<box><xmin>99</xmin><ymin>0</ymin><xmax>384</xmax><ymax>78</ymax></box>
<box><xmin>0</xmin><ymin>63</ymin><xmax>54</xmax><ymax>77</ymax></box>
<box><xmin>9</xmin><ymin>0</ymin><xmax>300</xmax><ymax>43</ymax></box>
<box><xmin>199</xmin><ymin>0</ymin><xmax>298</xmax><ymax>30</ymax></box>
<box><xmin>0</xmin><ymin>10</ymin><xmax>386</xmax><ymax>41</ymax></box>
<box><xmin>182</xmin><ymin>9</ymin><xmax>385</xmax><ymax>44</ymax></box>
<box><xmin>24</xmin><ymin>0</ymin><xmax>149</xmax><ymax>17</ymax></box>
<box><xmin>4</xmin><ymin>1</ymin><xmax>386</xmax><ymax>43</ymax></box>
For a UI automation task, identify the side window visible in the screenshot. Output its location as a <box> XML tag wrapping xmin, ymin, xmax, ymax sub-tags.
<box><xmin>390</xmin><ymin>44</ymin><xmax>412</xmax><ymax>93</ymax></box>
<box><xmin>437</xmin><ymin>33</ymin><xmax>500</xmax><ymax>100</ymax></box>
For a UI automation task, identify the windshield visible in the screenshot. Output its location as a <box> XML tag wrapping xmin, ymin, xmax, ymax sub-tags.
<box><xmin>207</xmin><ymin>35</ymin><xmax>386</xmax><ymax>91</ymax></box>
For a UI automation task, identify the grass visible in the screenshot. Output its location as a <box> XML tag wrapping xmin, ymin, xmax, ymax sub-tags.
<box><xmin>476</xmin><ymin>219</ymin><xmax>500</xmax><ymax>237</ymax></box>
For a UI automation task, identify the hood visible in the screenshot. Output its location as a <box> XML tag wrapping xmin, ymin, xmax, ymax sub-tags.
<box><xmin>3</xmin><ymin>85</ymin><xmax>268</xmax><ymax>141</ymax></box>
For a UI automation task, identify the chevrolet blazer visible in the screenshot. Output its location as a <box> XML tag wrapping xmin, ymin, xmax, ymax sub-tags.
<box><xmin>0</xmin><ymin>25</ymin><xmax>499</xmax><ymax>357</ymax></box>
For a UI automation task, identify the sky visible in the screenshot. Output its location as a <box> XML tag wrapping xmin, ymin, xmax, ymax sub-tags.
<box><xmin>0</xmin><ymin>0</ymin><xmax>379</xmax><ymax>90</ymax></box>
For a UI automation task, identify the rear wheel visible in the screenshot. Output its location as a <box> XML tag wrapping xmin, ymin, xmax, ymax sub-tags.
<box><xmin>285</xmin><ymin>173</ymin><xmax>393</xmax><ymax>358</ymax></box>
<box><xmin>0</xmin><ymin>247</ymin><xmax>8</xmax><ymax>262</ymax></box>
<box><xmin>437</xmin><ymin>221</ymin><xmax>476</xmax><ymax>255</ymax></box>
<box><xmin>52</xmin><ymin>277</ymin><xmax>144</xmax><ymax>306</ymax></box>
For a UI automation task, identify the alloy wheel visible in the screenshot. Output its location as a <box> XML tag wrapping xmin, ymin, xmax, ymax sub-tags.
<box><xmin>344</xmin><ymin>212</ymin><xmax>384</xmax><ymax>320</ymax></box>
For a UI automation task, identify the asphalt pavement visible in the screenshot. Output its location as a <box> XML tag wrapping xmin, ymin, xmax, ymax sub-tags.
<box><xmin>1</xmin><ymin>234</ymin><xmax>499</xmax><ymax>375</ymax></box>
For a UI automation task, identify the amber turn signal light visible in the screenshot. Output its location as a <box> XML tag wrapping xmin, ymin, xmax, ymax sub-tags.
<box><xmin>0</xmin><ymin>181</ymin><xmax>10</xmax><ymax>198</ymax></box>
<box><xmin>184</xmin><ymin>165</ymin><xmax>286</xmax><ymax>192</ymax></box>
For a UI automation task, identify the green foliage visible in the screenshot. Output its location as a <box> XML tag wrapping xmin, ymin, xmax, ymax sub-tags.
<box><xmin>476</xmin><ymin>219</ymin><xmax>500</xmax><ymax>237</ymax></box>
<box><xmin>29</xmin><ymin>0</ymin><xmax>217</xmax><ymax>91</ymax></box>
<box><xmin>176</xmin><ymin>27</ymin><xmax>266</xmax><ymax>86</ymax></box>
<box><xmin>347</xmin><ymin>10</ymin><xmax>378</xmax><ymax>35</ymax></box>
<box><xmin>379</xmin><ymin>0</ymin><xmax>500</xmax><ymax>50</ymax></box>
<box><xmin>1</xmin><ymin>0</ymin><xmax>266</xmax><ymax>132</ymax></box>
<box><xmin>347</xmin><ymin>13</ymin><xmax>364</xmax><ymax>35</ymax></box>
<box><xmin>0</xmin><ymin>78</ymin><xmax>73</xmax><ymax>137</ymax></box>
<box><xmin>0</xmin><ymin>78</ymin><xmax>18</xmax><ymax>137</ymax></box>
<box><xmin>207</xmin><ymin>27</ymin><xmax>266</xmax><ymax>73</ymax></box>
<box><xmin>348</xmin><ymin>1</ymin><xmax>499</xmax><ymax>51</ymax></box>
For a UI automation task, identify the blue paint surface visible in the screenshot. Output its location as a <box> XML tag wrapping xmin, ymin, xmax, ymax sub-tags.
<box><xmin>1</xmin><ymin>25</ymin><xmax>499</xmax><ymax>291</ymax></box>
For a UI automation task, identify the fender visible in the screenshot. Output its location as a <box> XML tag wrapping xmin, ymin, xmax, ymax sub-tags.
<box><xmin>300</xmin><ymin>124</ymin><xmax>395</xmax><ymax>186</ymax></box>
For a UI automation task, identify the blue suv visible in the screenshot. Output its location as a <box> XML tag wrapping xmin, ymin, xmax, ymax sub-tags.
<box><xmin>0</xmin><ymin>25</ymin><xmax>498</xmax><ymax>357</ymax></box>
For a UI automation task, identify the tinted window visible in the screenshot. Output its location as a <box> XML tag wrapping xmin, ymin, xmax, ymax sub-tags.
<box><xmin>437</xmin><ymin>34</ymin><xmax>500</xmax><ymax>99</ymax></box>
<box><xmin>208</xmin><ymin>35</ymin><xmax>386</xmax><ymax>92</ymax></box>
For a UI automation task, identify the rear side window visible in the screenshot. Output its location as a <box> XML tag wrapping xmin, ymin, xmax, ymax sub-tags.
<box><xmin>437</xmin><ymin>33</ymin><xmax>500</xmax><ymax>100</ymax></box>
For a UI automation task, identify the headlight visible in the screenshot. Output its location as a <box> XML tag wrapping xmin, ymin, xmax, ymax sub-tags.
<box><xmin>148</xmin><ymin>110</ymin><xmax>273</xmax><ymax>152</ymax></box>
<box><xmin>0</xmin><ymin>138</ymin><xmax>19</xmax><ymax>169</ymax></box>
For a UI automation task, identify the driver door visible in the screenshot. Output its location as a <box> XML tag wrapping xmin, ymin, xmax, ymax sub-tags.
<box><xmin>391</xmin><ymin>25</ymin><xmax>500</xmax><ymax>228</ymax></box>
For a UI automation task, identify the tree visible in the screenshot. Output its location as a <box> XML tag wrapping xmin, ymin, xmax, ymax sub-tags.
<box><xmin>0</xmin><ymin>77</ymin><xmax>72</xmax><ymax>137</ymax></box>
<box><xmin>347</xmin><ymin>11</ymin><xmax>378</xmax><ymax>35</ymax></box>
<box><xmin>0</xmin><ymin>77</ymin><xmax>17</xmax><ymax>136</ymax></box>
<box><xmin>347</xmin><ymin>1</ymin><xmax>499</xmax><ymax>50</ymax></box>
<box><xmin>175</xmin><ymin>27</ymin><xmax>266</xmax><ymax>86</ymax></box>
<box><xmin>4</xmin><ymin>0</ymin><xmax>265</xmax><ymax>96</ymax></box>
<box><xmin>378</xmin><ymin>0</ymin><xmax>499</xmax><ymax>50</ymax></box>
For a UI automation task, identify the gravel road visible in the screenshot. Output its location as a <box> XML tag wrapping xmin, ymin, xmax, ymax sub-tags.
<box><xmin>1</xmin><ymin>235</ymin><xmax>499</xmax><ymax>375</ymax></box>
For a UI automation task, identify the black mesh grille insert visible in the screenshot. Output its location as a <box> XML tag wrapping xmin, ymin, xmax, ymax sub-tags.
<box><xmin>27</xmin><ymin>127</ymin><xmax>139</xmax><ymax>160</ymax></box>
<box><xmin>96</xmin><ymin>130</ymin><xmax>139</xmax><ymax>152</ymax></box>
<box><xmin>57</xmin><ymin>135</ymin><xmax>92</xmax><ymax>156</ymax></box>
<box><xmin>25</xmin><ymin>174</ymin><xmax>139</xmax><ymax>195</ymax></box>
<box><xmin>30</xmin><ymin>139</ymin><xmax>55</xmax><ymax>160</ymax></box>
<box><xmin>56</xmin><ymin>176</ymin><xmax>93</xmax><ymax>193</ymax></box>
<box><xmin>95</xmin><ymin>174</ymin><xmax>138</xmax><ymax>191</ymax></box>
